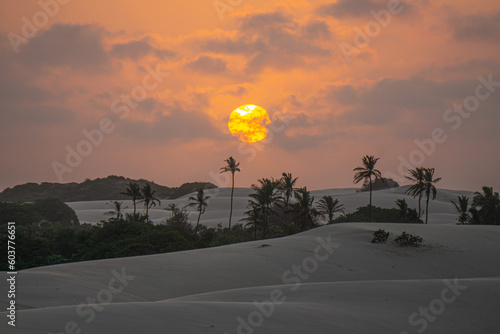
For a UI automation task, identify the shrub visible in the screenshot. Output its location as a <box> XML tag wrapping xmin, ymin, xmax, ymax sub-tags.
<box><xmin>371</xmin><ymin>229</ymin><xmax>390</xmax><ymax>243</ymax></box>
<box><xmin>394</xmin><ymin>231</ymin><xmax>423</xmax><ymax>247</ymax></box>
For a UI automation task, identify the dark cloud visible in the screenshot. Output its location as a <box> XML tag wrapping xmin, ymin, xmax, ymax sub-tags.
<box><xmin>201</xmin><ymin>10</ymin><xmax>331</xmax><ymax>73</ymax></box>
<box><xmin>220</xmin><ymin>86</ymin><xmax>248</xmax><ymax>96</ymax></box>
<box><xmin>316</xmin><ymin>0</ymin><xmax>415</xmax><ymax>18</ymax></box>
<box><xmin>116</xmin><ymin>102</ymin><xmax>223</xmax><ymax>143</ymax></box>
<box><xmin>110</xmin><ymin>37</ymin><xmax>176</xmax><ymax>59</ymax></box>
<box><xmin>452</xmin><ymin>11</ymin><xmax>500</xmax><ymax>43</ymax></box>
<box><xmin>185</xmin><ymin>55</ymin><xmax>227</xmax><ymax>73</ymax></box>
<box><xmin>316</xmin><ymin>0</ymin><xmax>380</xmax><ymax>18</ymax></box>
<box><xmin>19</xmin><ymin>23</ymin><xmax>110</xmax><ymax>72</ymax></box>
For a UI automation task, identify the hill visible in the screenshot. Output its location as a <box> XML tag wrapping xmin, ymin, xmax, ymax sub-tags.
<box><xmin>0</xmin><ymin>175</ymin><xmax>217</xmax><ymax>202</ymax></box>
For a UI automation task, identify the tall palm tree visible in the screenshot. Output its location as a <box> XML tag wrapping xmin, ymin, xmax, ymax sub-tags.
<box><xmin>316</xmin><ymin>195</ymin><xmax>345</xmax><ymax>224</ymax></box>
<box><xmin>186</xmin><ymin>189</ymin><xmax>210</xmax><ymax>236</ymax></box>
<box><xmin>292</xmin><ymin>187</ymin><xmax>317</xmax><ymax>231</ymax></box>
<box><xmin>220</xmin><ymin>157</ymin><xmax>241</xmax><ymax>230</ymax></box>
<box><xmin>105</xmin><ymin>201</ymin><xmax>126</xmax><ymax>220</ymax></box>
<box><xmin>140</xmin><ymin>183</ymin><xmax>161</xmax><ymax>243</ymax></box>
<box><xmin>472</xmin><ymin>187</ymin><xmax>500</xmax><ymax>225</ymax></box>
<box><xmin>405</xmin><ymin>167</ymin><xmax>425</xmax><ymax>218</ymax></box>
<box><xmin>249</xmin><ymin>178</ymin><xmax>282</xmax><ymax>239</ymax></box>
<box><xmin>353</xmin><ymin>155</ymin><xmax>382</xmax><ymax>222</ymax></box>
<box><xmin>422</xmin><ymin>168</ymin><xmax>441</xmax><ymax>224</ymax></box>
<box><xmin>451</xmin><ymin>195</ymin><xmax>471</xmax><ymax>224</ymax></box>
<box><xmin>121</xmin><ymin>182</ymin><xmax>143</xmax><ymax>217</ymax></box>
<box><xmin>279</xmin><ymin>172</ymin><xmax>298</xmax><ymax>214</ymax></box>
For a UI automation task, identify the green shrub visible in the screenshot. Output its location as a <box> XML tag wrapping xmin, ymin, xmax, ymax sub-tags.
<box><xmin>371</xmin><ymin>229</ymin><xmax>390</xmax><ymax>243</ymax></box>
<box><xmin>394</xmin><ymin>231</ymin><xmax>423</xmax><ymax>247</ymax></box>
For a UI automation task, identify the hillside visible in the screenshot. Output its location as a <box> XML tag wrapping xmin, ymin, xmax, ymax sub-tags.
<box><xmin>0</xmin><ymin>176</ymin><xmax>217</xmax><ymax>202</ymax></box>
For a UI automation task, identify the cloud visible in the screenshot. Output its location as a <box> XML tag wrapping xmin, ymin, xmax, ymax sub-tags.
<box><xmin>19</xmin><ymin>23</ymin><xmax>110</xmax><ymax>72</ymax></box>
<box><xmin>110</xmin><ymin>36</ymin><xmax>176</xmax><ymax>59</ymax></box>
<box><xmin>116</xmin><ymin>102</ymin><xmax>223</xmax><ymax>143</ymax></box>
<box><xmin>201</xmin><ymin>10</ymin><xmax>331</xmax><ymax>73</ymax></box>
<box><xmin>185</xmin><ymin>55</ymin><xmax>227</xmax><ymax>73</ymax></box>
<box><xmin>316</xmin><ymin>0</ymin><xmax>381</xmax><ymax>18</ymax></box>
<box><xmin>452</xmin><ymin>11</ymin><xmax>500</xmax><ymax>43</ymax></box>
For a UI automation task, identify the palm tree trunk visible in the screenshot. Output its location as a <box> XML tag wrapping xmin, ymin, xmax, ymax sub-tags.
<box><xmin>369</xmin><ymin>176</ymin><xmax>373</xmax><ymax>222</ymax></box>
<box><xmin>194</xmin><ymin>210</ymin><xmax>202</xmax><ymax>236</ymax></box>
<box><xmin>146</xmin><ymin>205</ymin><xmax>150</xmax><ymax>243</ymax></box>
<box><xmin>229</xmin><ymin>172</ymin><xmax>234</xmax><ymax>230</ymax></box>
<box><xmin>425</xmin><ymin>196</ymin><xmax>430</xmax><ymax>224</ymax></box>
<box><xmin>133</xmin><ymin>199</ymin><xmax>136</xmax><ymax>216</ymax></box>
<box><xmin>418</xmin><ymin>193</ymin><xmax>422</xmax><ymax>219</ymax></box>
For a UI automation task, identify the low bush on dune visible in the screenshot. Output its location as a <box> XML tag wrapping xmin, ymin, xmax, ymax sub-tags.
<box><xmin>393</xmin><ymin>231</ymin><xmax>423</xmax><ymax>247</ymax></box>
<box><xmin>332</xmin><ymin>205</ymin><xmax>423</xmax><ymax>224</ymax></box>
<box><xmin>371</xmin><ymin>229</ymin><xmax>390</xmax><ymax>243</ymax></box>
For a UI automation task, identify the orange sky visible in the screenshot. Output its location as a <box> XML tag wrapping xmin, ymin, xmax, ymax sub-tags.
<box><xmin>0</xmin><ymin>0</ymin><xmax>499</xmax><ymax>192</ymax></box>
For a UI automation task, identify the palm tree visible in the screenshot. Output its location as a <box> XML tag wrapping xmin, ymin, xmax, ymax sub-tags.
<box><xmin>121</xmin><ymin>182</ymin><xmax>143</xmax><ymax>217</ymax></box>
<box><xmin>422</xmin><ymin>168</ymin><xmax>441</xmax><ymax>224</ymax></box>
<box><xmin>220</xmin><ymin>156</ymin><xmax>241</xmax><ymax>230</ymax></box>
<box><xmin>186</xmin><ymin>189</ymin><xmax>210</xmax><ymax>236</ymax></box>
<box><xmin>140</xmin><ymin>183</ymin><xmax>161</xmax><ymax>243</ymax></box>
<box><xmin>249</xmin><ymin>178</ymin><xmax>282</xmax><ymax>239</ymax></box>
<box><xmin>395</xmin><ymin>199</ymin><xmax>409</xmax><ymax>221</ymax></box>
<box><xmin>451</xmin><ymin>195</ymin><xmax>471</xmax><ymax>224</ymax></box>
<box><xmin>472</xmin><ymin>187</ymin><xmax>500</xmax><ymax>225</ymax></box>
<box><xmin>105</xmin><ymin>201</ymin><xmax>127</xmax><ymax>220</ymax></box>
<box><xmin>353</xmin><ymin>155</ymin><xmax>382</xmax><ymax>222</ymax></box>
<box><xmin>241</xmin><ymin>203</ymin><xmax>262</xmax><ymax>240</ymax></box>
<box><xmin>292</xmin><ymin>187</ymin><xmax>317</xmax><ymax>231</ymax></box>
<box><xmin>316</xmin><ymin>195</ymin><xmax>345</xmax><ymax>224</ymax></box>
<box><xmin>405</xmin><ymin>167</ymin><xmax>425</xmax><ymax>218</ymax></box>
<box><xmin>279</xmin><ymin>172</ymin><xmax>298</xmax><ymax>214</ymax></box>
<box><xmin>165</xmin><ymin>203</ymin><xmax>180</xmax><ymax>218</ymax></box>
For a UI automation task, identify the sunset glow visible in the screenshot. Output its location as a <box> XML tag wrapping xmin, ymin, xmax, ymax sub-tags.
<box><xmin>228</xmin><ymin>105</ymin><xmax>270</xmax><ymax>143</ymax></box>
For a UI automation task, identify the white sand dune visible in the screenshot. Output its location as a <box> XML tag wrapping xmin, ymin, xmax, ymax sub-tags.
<box><xmin>1</xmin><ymin>187</ymin><xmax>499</xmax><ymax>333</ymax></box>
<box><xmin>67</xmin><ymin>186</ymin><xmax>475</xmax><ymax>226</ymax></box>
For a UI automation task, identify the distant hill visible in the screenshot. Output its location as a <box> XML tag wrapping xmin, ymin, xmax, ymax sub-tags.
<box><xmin>0</xmin><ymin>175</ymin><xmax>217</xmax><ymax>202</ymax></box>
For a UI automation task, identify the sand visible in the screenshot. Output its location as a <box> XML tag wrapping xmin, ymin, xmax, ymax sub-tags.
<box><xmin>1</xmin><ymin>186</ymin><xmax>498</xmax><ymax>333</ymax></box>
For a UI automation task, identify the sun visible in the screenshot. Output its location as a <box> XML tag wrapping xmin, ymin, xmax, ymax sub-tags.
<box><xmin>228</xmin><ymin>104</ymin><xmax>271</xmax><ymax>143</ymax></box>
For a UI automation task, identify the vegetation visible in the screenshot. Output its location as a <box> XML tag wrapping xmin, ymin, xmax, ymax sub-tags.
<box><xmin>451</xmin><ymin>187</ymin><xmax>500</xmax><ymax>225</ymax></box>
<box><xmin>332</xmin><ymin>205</ymin><xmax>422</xmax><ymax>224</ymax></box>
<box><xmin>393</xmin><ymin>231</ymin><xmax>423</xmax><ymax>247</ymax></box>
<box><xmin>186</xmin><ymin>189</ymin><xmax>210</xmax><ymax>236</ymax></box>
<box><xmin>220</xmin><ymin>156</ymin><xmax>241</xmax><ymax>230</ymax></box>
<box><xmin>316</xmin><ymin>195</ymin><xmax>345</xmax><ymax>224</ymax></box>
<box><xmin>3</xmin><ymin>153</ymin><xmax>497</xmax><ymax>271</ymax></box>
<box><xmin>359</xmin><ymin>178</ymin><xmax>399</xmax><ymax>192</ymax></box>
<box><xmin>371</xmin><ymin>229</ymin><xmax>390</xmax><ymax>243</ymax></box>
<box><xmin>0</xmin><ymin>175</ymin><xmax>217</xmax><ymax>202</ymax></box>
<box><xmin>353</xmin><ymin>155</ymin><xmax>382</xmax><ymax>222</ymax></box>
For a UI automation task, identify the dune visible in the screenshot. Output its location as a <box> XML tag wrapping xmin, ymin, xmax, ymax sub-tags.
<box><xmin>1</xmin><ymin>187</ymin><xmax>499</xmax><ymax>333</ymax></box>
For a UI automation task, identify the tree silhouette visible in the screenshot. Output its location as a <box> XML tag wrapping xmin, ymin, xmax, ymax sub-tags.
<box><xmin>472</xmin><ymin>187</ymin><xmax>500</xmax><ymax>225</ymax></box>
<box><xmin>105</xmin><ymin>201</ymin><xmax>126</xmax><ymax>220</ymax></box>
<box><xmin>249</xmin><ymin>178</ymin><xmax>282</xmax><ymax>239</ymax></box>
<box><xmin>316</xmin><ymin>195</ymin><xmax>344</xmax><ymax>224</ymax></box>
<box><xmin>140</xmin><ymin>183</ymin><xmax>161</xmax><ymax>243</ymax></box>
<box><xmin>422</xmin><ymin>168</ymin><xmax>441</xmax><ymax>224</ymax></box>
<box><xmin>186</xmin><ymin>188</ymin><xmax>210</xmax><ymax>236</ymax></box>
<box><xmin>353</xmin><ymin>155</ymin><xmax>382</xmax><ymax>222</ymax></box>
<box><xmin>279</xmin><ymin>172</ymin><xmax>298</xmax><ymax>214</ymax></box>
<box><xmin>405</xmin><ymin>167</ymin><xmax>425</xmax><ymax>218</ymax></box>
<box><xmin>292</xmin><ymin>187</ymin><xmax>317</xmax><ymax>231</ymax></box>
<box><xmin>121</xmin><ymin>182</ymin><xmax>143</xmax><ymax>217</ymax></box>
<box><xmin>451</xmin><ymin>195</ymin><xmax>471</xmax><ymax>224</ymax></box>
<box><xmin>220</xmin><ymin>156</ymin><xmax>241</xmax><ymax>230</ymax></box>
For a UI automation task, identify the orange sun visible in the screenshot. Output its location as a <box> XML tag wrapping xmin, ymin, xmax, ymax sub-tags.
<box><xmin>228</xmin><ymin>104</ymin><xmax>271</xmax><ymax>143</ymax></box>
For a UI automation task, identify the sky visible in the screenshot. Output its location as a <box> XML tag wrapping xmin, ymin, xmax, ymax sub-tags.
<box><xmin>0</xmin><ymin>0</ymin><xmax>499</xmax><ymax>192</ymax></box>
